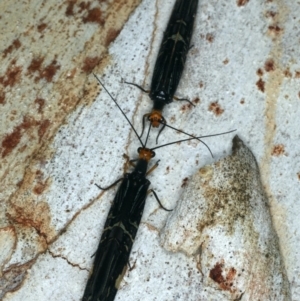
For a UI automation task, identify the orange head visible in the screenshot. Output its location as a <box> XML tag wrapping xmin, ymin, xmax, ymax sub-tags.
<box><xmin>138</xmin><ymin>147</ymin><xmax>155</xmax><ymax>162</ymax></box>
<box><xmin>147</xmin><ymin>110</ymin><xmax>165</xmax><ymax>128</ymax></box>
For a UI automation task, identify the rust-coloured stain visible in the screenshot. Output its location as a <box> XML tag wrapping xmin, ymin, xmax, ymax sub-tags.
<box><xmin>38</xmin><ymin>119</ymin><xmax>51</xmax><ymax>142</ymax></box>
<box><xmin>1</xmin><ymin>116</ymin><xmax>50</xmax><ymax>157</ymax></box>
<box><xmin>27</xmin><ymin>57</ymin><xmax>45</xmax><ymax>74</ymax></box>
<box><xmin>1</xmin><ymin>117</ymin><xmax>35</xmax><ymax>157</ymax></box>
<box><xmin>82</xmin><ymin>56</ymin><xmax>101</xmax><ymax>73</ymax></box>
<box><xmin>79</xmin><ymin>1</ymin><xmax>91</xmax><ymax>13</ymax></box>
<box><xmin>209</xmin><ymin>262</ymin><xmax>237</xmax><ymax>292</ymax></box>
<box><xmin>2</xmin><ymin>39</ymin><xmax>22</xmax><ymax>58</ymax></box>
<box><xmin>37</xmin><ymin>23</ymin><xmax>47</xmax><ymax>32</ymax></box>
<box><xmin>40</xmin><ymin>59</ymin><xmax>61</xmax><ymax>82</ymax></box>
<box><xmin>271</xmin><ymin>144</ymin><xmax>285</xmax><ymax>156</ymax></box>
<box><xmin>199</xmin><ymin>81</ymin><xmax>204</xmax><ymax>88</ymax></box>
<box><xmin>0</xmin><ymin>91</ymin><xmax>5</xmax><ymax>104</ymax></box>
<box><xmin>223</xmin><ymin>58</ymin><xmax>229</xmax><ymax>65</ymax></box>
<box><xmin>298</xmin><ymin>91</ymin><xmax>300</xmax><ymax>99</ymax></box>
<box><xmin>8</xmin><ymin>201</ymin><xmax>53</xmax><ymax>240</ymax></box>
<box><xmin>0</xmin><ymin>60</ymin><xmax>22</xmax><ymax>87</ymax></box>
<box><xmin>27</xmin><ymin>57</ymin><xmax>60</xmax><ymax>82</ymax></box>
<box><xmin>34</xmin><ymin>98</ymin><xmax>46</xmax><ymax>113</ymax></box>
<box><xmin>240</xmin><ymin>98</ymin><xmax>245</xmax><ymax>104</ymax></box>
<box><xmin>265</xmin><ymin>11</ymin><xmax>277</xmax><ymax>18</ymax></box>
<box><xmin>181</xmin><ymin>102</ymin><xmax>193</xmax><ymax>111</ymax></box>
<box><xmin>83</xmin><ymin>7</ymin><xmax>104</xmax><ymax>25</ymax></box>
<box><xmin>256</xmin><ymin>78</ymin><xmax>265</xmax><ymax>92</ymax></box>
<box><xmin>181</xmin><ymin>177</ymin><xmax>189</xmax><ymax>188</ymax></box>
<box><xmin>33</xmin><ymin>170</ymin><xmax>50</xmax><ymax>195</ymax></box>
<box><xmin>257</xmin><ymin>68</ymin><xmax>263</xmax><ymax>76</ymax></box>
<box><xmin>237</xmin><ymin>0</ymin><xmax>249</xmax><ymax>6</ymax></box>
<box><xmin>295</xmin><ymin>71</ymin><xmax>300</xmax><ymax>78</ymax></box>
<box><xmin>65</xmin><ymin>0</ymin><xmax>76</xmax><ymax>16</ymax></box>
<box><xmin>265</xmin><ymin>58</ymin><xmax>275</xmax><ymax>72</ymax></box>
<box><xmin>297</xmin><ymin>172</ymin><xmax>300</xmax><ymax>181</ymax></box>
<box><xmin>105</xmin><ymin>28</ymin><xmax>121</xmax><ymax>47</ymax></box>
<box><xmin>268</xmin><ymin>25</ymin><xmax>283</xmax><ymax>35</ymax></box>
<box><xmin>206</xmin><ymin>33</ymin><xmax>214</xmax><ymax>43</ymax></box>
<box><xmin>209</xmin><ymin>102</ymin><xmax>224</xmax><ymax>116</ymax></box>
<box><xmin>193</xmin><ymin>97</ymin><xmax>200</xmax><ymax>104</ymax></box>
<box><xmin>283</xmin><ymin>69</ymin><xmax>292</xmax><ymax>77</ymax></box>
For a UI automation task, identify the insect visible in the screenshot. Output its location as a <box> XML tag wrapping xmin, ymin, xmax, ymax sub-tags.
<box><xmin>82</xmin><ymin>74</ymin><xmax>234</xmax><ymax>301</ymax></box>
<box><xmin>126</xmin><ymin>0</ymin><xmax>199</xmax><ymax>142</ymax></box>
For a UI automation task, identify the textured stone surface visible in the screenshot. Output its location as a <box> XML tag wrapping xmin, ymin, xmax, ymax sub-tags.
<box><xmin>1</xmin><ymin>0</ymin><xmax>299</xmax><ymax>300</ymax></box>
<box><xmin>161</xmin><ymin>136</ymin><xmax>290</xmax><ymax>300</ymax></box>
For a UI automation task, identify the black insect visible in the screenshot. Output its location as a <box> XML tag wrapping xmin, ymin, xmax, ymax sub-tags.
<box><xmin>82</xmin><ymin>75</ymin><xmax>234</xmax><ymax>301</ymax></box>
<box><xmin>82</xmin><ymin>136</ymin><xmax>161</xmax><ymax>301</ymax></box>
<box><xmin>126</xmin><ymin>0</ymin><xmax>199</xmax><ymax>142</ymax></box>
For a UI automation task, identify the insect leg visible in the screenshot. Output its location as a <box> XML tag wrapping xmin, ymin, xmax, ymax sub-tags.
<box><xmin>149</xmin><ymin>189</ymin><xmax>172</xmax><ymax>212</ymax></box>
<box><xmin>146</xmin><ymin>159</ymin><xmax>160</xmax><ymax>176</ymax></box>
<box><xmin>124</xmin><ymin>81</ymin><xmax>149</xmax><ymax>94</ymax></box>
<box><xmin>140</xmin><ymin>112</ymin><xmax>151</xmax><ymax>138</ymax></box>
<box><xmin>174</xmin><ymin>95</ymin><xmax>195</xmax><ymax>107</ymax></box>
<box><xmin>155</xmin><ymin>119</ymin><xmax>166</xmax><ymax>144</ymax></box>
<box><xmin>95</xmin><ymin>177</ymin><xmax>124</xmax><ymax>190</ymax></box>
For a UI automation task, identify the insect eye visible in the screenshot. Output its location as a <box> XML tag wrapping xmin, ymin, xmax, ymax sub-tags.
<box><xmin>151</xmin><ymin>151</ymin><xmax>156</xmax><ymax>158</ymax></box>
<box><xmin>137</xmin><ymin>147</ymin><xmax>142</xmax><ymax>153</ymax></box>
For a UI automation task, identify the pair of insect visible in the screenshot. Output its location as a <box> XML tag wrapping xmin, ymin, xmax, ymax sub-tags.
<box><xmin>82</xmin><ymin>0</ymin><xmax>233</xmax><ymax>300</ymax></box>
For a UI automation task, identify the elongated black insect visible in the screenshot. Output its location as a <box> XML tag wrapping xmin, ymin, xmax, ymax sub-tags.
<box><xmin>82</xmin><ymin>75</ymin><xmax>234</xmax><ymax>301</ymax></box>
<box><xmin>126</xmin><ymin>0</ymin><xmax>199</xmax><ymax>142</ymax></box>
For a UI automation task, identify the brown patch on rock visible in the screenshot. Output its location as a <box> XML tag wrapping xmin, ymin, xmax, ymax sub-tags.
<box><xmin>0</xmin><ymin>91</ymin><xmax>5</xmax><ymax>104</ymax></box>
<box><xmin>83</xmin><ymin>7</ymin><xmax>104</xmax><ymax>25</ymax></box>
<box><xmin>271</xmin><ymin>144</ymin><xmax>285</xmax><ymax>156</ymax></box>
<box><xmin>206</xmin><ymin>33</ymin><xmax>214</xmax><ymax>43</ymax></box>
<box><xmin>27</xmin><ymin>57</ymin><xmax>60</xmax><ymax>82</ymax></box>
<box><xmin>265</xmin><ymin>11</ymin><xmax>277</xmax><ymax>19</ymax></box>
<box><xmin>264</xmin><ymin>59</ymin><xmax>275</xmax><ymax>72</ymax></box>
<box><xmin>37</xmin><ymin>23</ymin><xmax>47</xmax><ymax>32</ymax></box>
<box><xmin>40</xmin><ymin>59</ymin><xmax>61</xmax><ymax>82</ymax></box>
<box><xmin>35</xmin><ymin>98</ymin><xmax>46</xmax><ymax>113</ymax></box>
<box><xmin>193</xmin><ymin>97</ymin><xmax>200</xmax><ymax>104</ymax></box>
<box><xmin>181</xmin><ymin>177</ymin><xmax>189</xmax><ymax>188</ymax></box>
<box><xmin>237</xmin><ymin>0</ymin><xmax>249</xmax><ymax>6</ymax></box>
<box><xmin>209</xmin><ymin>261</ymin><xmax>237</xmax><ymax>292</ymax></box>
<box><xmin>27</xmin><ymin>57</ymin><xmax>45</xmax><ymax>75</ymax></box>
<box><xmin>0</xmin><ymin>60</ymin><xmax>22</xmax><ymax>87</ymax></box>
<box><xmin>3</xmin><ymin>39</ymin><xmax>22</xmax><ymax>58</ymax></box>
<box><xmin>8</xmin><ymin>200</ymin><xmax>54</xmax><ymax>241</ymax></box>
<box><xmin>1</xmin><ymin>117</ymin><xmax>36</xmax><ymax>158</ymax></box>
<box><xmin>257</xmin><ymin>68</ymin><xmax>263</xmax><ymax>76</ymax></box>
<box><xmin>82</xmin><ymin>56</ymin><xmax>101</xmax><ymax>73</ymax></box>
<box><xmin>38</xmin><ymin>119</ymin><xmax>51</xmax><ymax>142</ymax></box>
<box><xmin>283</xmin><ymin>69</ymin><xmax>292</xmax><ymax>77</ymax></box>
<box><xmin>33</xmin><ymin>170</ymin><xmax>50</xmax><ymax>195</ymax></box>
<box><xmin>223</xmin><ymin>58</ymin><xmax>229</xmax><ymax>65</ymax></box>
<box><xmin>209</xmin><ymin>102</ymin><xmax>224</xmax><ymax>116</ymax></box>
<box><xmin>65</xmin><ymin>0</ymin><xmax>76</xmax><ymax>16</ymax></box>
<box><xmin>256</xmin><ymin>78</ymin><xmax>265</xmax><ymax>92</ymax></box>
<box><xmin>268</xmin><ymin>25</ymin><xmax>283</xmax><ymax>37</ymax></box>
<box><xmin>105</xmin><ymin>28</ymin><xmax>121</xmax><ymax>47</ymax></box>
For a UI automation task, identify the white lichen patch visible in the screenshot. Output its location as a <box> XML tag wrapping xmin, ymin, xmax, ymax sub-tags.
<box><xmin>161</xmin><ymin>136</ymin><xmax>291</xmax><ymax>301</ymax></box>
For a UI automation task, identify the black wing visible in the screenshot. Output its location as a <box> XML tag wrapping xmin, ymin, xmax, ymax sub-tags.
<box><xmin>82</xmin><ymin>174</ymin><xmax>150</xmax><ymax>301</ymax></box>
<box><xmin>150</xmin><ymin>0</ymin><xmax>199</xmax><ymax>104</ymax></box>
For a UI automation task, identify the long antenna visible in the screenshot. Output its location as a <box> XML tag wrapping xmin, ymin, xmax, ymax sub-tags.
<box><xmin>162</xmin><ymin>122</ymin><xmax>214</xmax><ymax>158</ymax></box>
<box><xmin>93</xmin><ymin>74</ymin><xmax>145</xmax><ymax>148</ymax></box>
<box><xmin>151</xmin><ymin>130</ymin><xmax>236</xmax><ymax>151</ymax></box>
